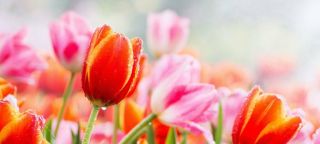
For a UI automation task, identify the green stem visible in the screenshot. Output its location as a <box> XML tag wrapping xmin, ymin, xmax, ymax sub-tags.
<box><xmin>54</xmin><ymin>72</ymin><xmax>76</xmax><ymax>137</ymax></box>
<box><xmin>119</xmin><ymin>113</ymin><xmax>157</xmax><ymax>144</ymax></box>
<box><xmin>112</xmin><ymin>104</ymin><xmax>119</xmax><ymax>144</ymax></box>
<box><xmin>215</xmin><ymin>101</ymin><xmax>223</xmax><ymax>144</ymax></box>
<box><xmin>82</xmin><ymin>104</ymin><xmax>100</xmax><ymax>144</ymax></box>
<box><xmin>146</xmin><ymin>123</ymin><xmax>156</xmax><ymax>144</ymax></box>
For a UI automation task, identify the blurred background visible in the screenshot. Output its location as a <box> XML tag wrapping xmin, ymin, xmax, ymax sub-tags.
<box><xmin>1</xmin><ymin>0</ymin><xmax>320</xmax><ymax>86</ymax></box>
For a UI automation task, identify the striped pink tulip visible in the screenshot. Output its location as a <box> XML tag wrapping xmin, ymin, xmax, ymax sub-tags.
<box><xmin>49</xmin><ymin>11</ymin><xmax>92</xmax><ymax>72</ymax></box>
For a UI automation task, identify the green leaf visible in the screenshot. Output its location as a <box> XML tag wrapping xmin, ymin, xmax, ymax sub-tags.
<box><xmin>43</xmin><ymin>118</ymin><xmax>55</xmax><ymax>143</ymax></box>
<box><xmin>214</xmin><ymin>101</ymin><xmax>223</xmax><ymax>144</ymax></box>
<box><xmin>180</xmin><ymin>130</ymin><xmax>188</xmax><ymax>144</ymax></box>
<box><xmin>146</xmin><ymin>123</ymin><xmax>156</xmax><ymax>144</ymax></box>
<box><xmin>165</xmin><ymin>127</ymin><xmax>177</xmax><ymax>144</ymax></box>
<box><xmin>71</xmin><ymin>122</ymin><xmax>81</xmax><ymax>144</ymax></box>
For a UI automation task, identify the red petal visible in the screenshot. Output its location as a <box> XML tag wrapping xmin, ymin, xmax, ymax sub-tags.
<box><xmin>0</xmin><ymin>111</ymin><xmax>46</xmax><ymax>144</ymax></box>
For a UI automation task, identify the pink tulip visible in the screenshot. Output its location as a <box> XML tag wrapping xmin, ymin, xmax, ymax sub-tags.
<box><xmin>53</xmin><ymin>120</ymin><xmax>78</xmax><ymax>144</ymax></box>
<box><xmin>213</xmin><ymin>87</ymin><xmax>247</xmax><ymax>142</ymax></box>
<box><xmin>0</xmin><ymin>29</ymin><xmax>46</xmax><ymax>84</ymax></box>
<box><xmin>147</xmin><ymin>10</ymin><xmax>189</xmax><ymax>57</ymax></box>
<box><xmin>137</xmin><ymin>54</ymin><xmax>200</xmax><ymax>107</ymax></box>
<box><xmin>49</xmin><ymin>11</ymin><xmax>92</xmax><ymax>72</ymax></box>
<box><xmin>150</xmin><ymin>58</ymin><xmax>217</xmax><ymax>144</ymax></box>
<box><xmin>313</xmin><ymin>128</ymin><xmax>320</xmax><ymax>144</ymax></box>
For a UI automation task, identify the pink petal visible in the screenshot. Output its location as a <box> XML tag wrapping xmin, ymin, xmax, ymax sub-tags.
<box><xmin>173</xmin><ymin>121</ymin><xmax>215</xmax><ymax>144</ymax></box>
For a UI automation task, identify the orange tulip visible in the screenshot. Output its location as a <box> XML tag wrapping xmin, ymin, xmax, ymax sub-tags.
<box><xmin>82</xmin><ymin>25</ymin><xmax>145</xmax><ymax>107</ymax></box>
<box><xmin>232</xmin><ymin>86</ymin><xmax>302</xmax><ymax>144</ymax></box>
<box><xmin>0</xmin><ymin>100</ymin><xmax>47</xmax><ymax>144</ymax></box>
<box><xmin>0</xmin><ymin>77</ymin><xmax>16</xmax><ymax>99</ymax></box>
<box><xmin>122</xmin><ymin>99</ymin><xmax>144</xmax><ymax>133</ymax></box>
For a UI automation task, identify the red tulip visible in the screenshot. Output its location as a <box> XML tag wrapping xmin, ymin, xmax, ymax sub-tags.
<box><xmin>0</xmin><ymin>99</ymin><xmax>47</xmax><ymax>144</ymax></box>
<box><xmin>232</xmin><ymin>86</ymin><xmax>302</xmax><ymax>144</ymax></box>
<box><xmin>82</xmin><ymin>25</ymin><xmax>145</xmax><ymax>107</ymax></box>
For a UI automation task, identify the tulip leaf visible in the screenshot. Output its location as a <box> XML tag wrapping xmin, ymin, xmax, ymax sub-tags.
<box><xmin>165</xmin><ymin>127</ymin><xmax>177</xmax><ymax>144</ymax></box>
<box><xmin>180</xmin><ymin>130</ymin><xmax>188</xmax><ymax>144</ymax></box>
<box><xmin>43</xmin><ymin>118</ymin><xmax>55</xmax><ymax>143</ymax></box>
<box><xmin>214</xmin><ymin>102</ymin><xmax>223</xmax><ymax>144</ymax></box>
<box><xmin>71</xmin><ymin>122</ymin><xmax>81</xmax><ymax>144</ymax></box>
<box><xmin>146</xmin><ymin>123</ymin><xmax>156</xmax><ymax>144</ymax></box>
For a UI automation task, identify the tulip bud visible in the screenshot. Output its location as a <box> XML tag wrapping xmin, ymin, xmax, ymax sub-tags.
<box><xmin>82</xmin><ymin>25</ymin><xmax>145</xmax><ymax>107</ymax></box>
<box><xmin>50</xmin><ymin>11</ymin><xmax>92</xmax><ymax>72</ymax></box>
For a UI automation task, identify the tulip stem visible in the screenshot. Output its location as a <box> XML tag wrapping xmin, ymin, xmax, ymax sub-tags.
<box><xmin>112</xmin><ymin>104</ymin><xmax>120</xmax><ymax>144</ymax></box>
<box><xmin>119</xmin><ymin>113</ymin><xmax>157</xmax><ymax>144</ymax></box>
<box><xmin>82</xmin><ymin>104</ymin><xmax>100</xmax><ymax>144</ymax></box>
<box><xmin>54</xmin><ymin>72</ymin><xmax>76</xmax><ymax>137</ymax></box>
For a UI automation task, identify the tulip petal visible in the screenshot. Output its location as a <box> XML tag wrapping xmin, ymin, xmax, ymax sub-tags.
<box><xmin>0</xmin><ymin>111</ymin><xmax>45</xmax><ymax>144</ymax></box>
<box><xmin>0</xmin><ymin>101</ymin><xmax>19</xmax><ymax>130</ymax></box>
<box><xmin>123</xmin><ymin>99</ymin><xmax>144</xmax><ymax>133</ymax></box>
<box><xmin>173</xmin><ymin>121</ymin><xmax>215</xmax><ymax>144</ymax></box>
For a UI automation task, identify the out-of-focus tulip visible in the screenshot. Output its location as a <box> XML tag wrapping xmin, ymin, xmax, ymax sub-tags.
<box><xmin>0</xmin><ymin>98</ymin><xmax>47</xmax><ymax>144</ymax></box>
<box><xmin>150</xmin><ymin>61</ymin><xmax>217</xmax><ymax>144</ymax></box>
<box><xmin>82</xmin><ymin>25</ymin><xmax>145</xmax><ymax>107</ymax></box>
<box><xmin>90</xmin><ymin>123</ymin><xmax>124</xmax><ymax>143</ymax></box>
<box><xmin>53</xmin><ymin>120</ymin><xmax>78</xmax><ymax>144</ymax></box>
<box><xmin>232</xmin><ymin>86</ymin><xmax>302</xmax><ymax>144</ymax></box>
<box><xmin>147</xmin><ymin>10</ymin><xmax>189</xmax><ymax>57</ymax></box>
<box><xmin>122</xmin><ymin>99</ymin><xmax>144</xmax><ymax>133</ymax></box>
<box><xmin>0</xmin><ymin>29</ymin><xmax>46</xmax><ymax>84</ymax></box>
<box><xmin>258</xmin><ymin>56</ymin><xmax>295</xmax><ymax>80</ymax></box>
<box><xmin>38</xmin><ymin>56</ymin><xmax>82</xmax><ymax>95</ymax></box>
<box><xmin>201</xmin><ymin>62</ymin><xmax>252</xmax><ymax>89</ymax></box>
<box><xmin>50</xmin><ymin>11</ymin><xmax>92</xmax><ymax>72</ymax></box>
<box><xmin>0</xmin><ymin>77</ymin><xmax>16</xmax><ymax>99</ymax></box>
<box><xmin>137</xmin><ymin>54</ymin><xmax>200</xmax><ymax>107</ymax></box>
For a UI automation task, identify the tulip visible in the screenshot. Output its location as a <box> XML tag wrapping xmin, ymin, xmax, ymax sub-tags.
<box><xmin>0</xmin><ymin>98</ymin><xmax>47</xmax><ymax>144</ymax></box>
<box><xmin>151</xmin><ymin>80</ymin><xmax>217</xmax><ymax>144</ymax></box>
<box><xmin>50</xmin><ymin>12</ymin><xmax>92</xmax><ymax>134</ymax></box>
<box><xmin>81</xmin><ymin>25</ymin><xmax>145</xmax><ymax>144</ymax></box>
<box><xmin>232</xmin><ymin>86</ymin><xmax>302</xmax><ymax>144</ymax></box>
<box><xmin>137</xmin><ymin>54</ymin><xmax>200</xmax><ymax>108</ymax></box>
<box><xmin>82</xmin><ymin>24</ymin><xmax>145</xmax><ymax>107</ymax></box>
<box><xmin>49</xmin><ymin>11</ymin><xmax>92</xmax><ymax>72</ymax></box>
<box><xmin>121</xmin><ymin>59</ymin><xmax>216</xmax><ymax>144</ymax></box>
<box><xmin>50</xmin><ymin>12</ymin><xmax>92</xmax><ymax>133</ymax></box>
<box><xmin>147</xmin><ymin>10</ymin><xmax>189</xmax><ymax>57</ymax></box>
<box><xmin>122</xmin><ymin>99</ymin><xmax>144</xmax><ymax>133</ymax></box>
<box><xmin>0</xmin><ymin>77</ymin><xmax>16</xmax><ymax>99</ymax></box>
<box><xmin>0</xmin><ymin>29</ymin><xmax>46</xmax><ymax>84</ymax></box>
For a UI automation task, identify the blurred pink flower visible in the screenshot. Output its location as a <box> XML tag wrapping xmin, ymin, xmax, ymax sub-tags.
<box><xmin>147</xmin><ymin>10</ymin><xmax>189</xmax><ymax>57</ymax></box>
<box><xmin>137</xmin><ymin>54</ymin><xmax>200</xmax><ymax>107</ymax></box>
<box><xmin>257</xmin><ymin>56</ymin><xmax>295</xmax><ymax>80</ymax></box>
<box><xmin>49</xmin><ymin>11</ymin><xmax>92</xmax><ymax>72</ymax></box>
<box><xmin>314</xmin><ymin>128</ymin><xmax>320</xmax><ymax>144</ymax></box>
<box><xmin>0</xmin><ymin>29</ymin><xmax>47</xmax><ymax>84</ymax></box>
<box><xmin>53</xmin><ymin>120</ymin><xmax>78</xmax><ymax>144</ymax></box>
<box><xmin>150</xmin><ymin>58</ymin><xmax>217</xmax><ymax>144</ymax></box>
<box><xmin>213</xmin><ymin>87</ymin><xmax>247</xmax><ymax>142</ymax></box>
<box><xmin>90</xmin><ymin>123</ymin><xmax>124</xmax><ymax>144</ymax></box>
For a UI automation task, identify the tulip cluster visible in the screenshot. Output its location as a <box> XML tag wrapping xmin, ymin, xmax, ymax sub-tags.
<box><xmin>1</xmin><ymin>9</ymin><xmax>320</xmax><ymax>144</ymax></box>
